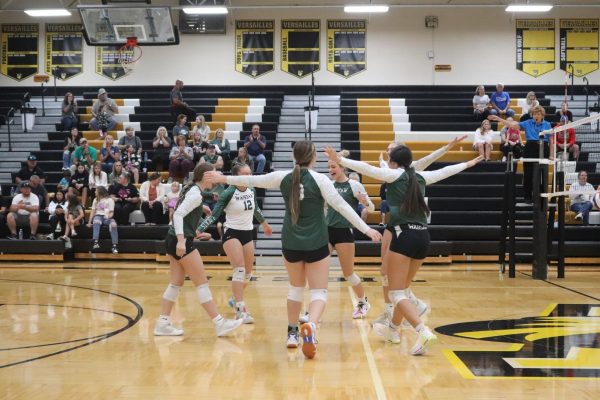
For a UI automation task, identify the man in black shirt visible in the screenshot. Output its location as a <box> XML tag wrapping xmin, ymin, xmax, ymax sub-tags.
<box><xmin>109</xmin><ymin>173</ymin><xmax>140</xmax><ymax>225</ymax></box>
<box><xmin>16</xmin><ymin>155</ymin><xmax>46</xmax><ymax>185</ymax></box>
<box><xmin>170</xmin><ymin>79</ymin><xmax>196</xmax><ymax>123</ymax></box>
<box><xmin>29</xmin><ymin>175</ymin><xmax>49</xmax><ymax>210</ymax></box>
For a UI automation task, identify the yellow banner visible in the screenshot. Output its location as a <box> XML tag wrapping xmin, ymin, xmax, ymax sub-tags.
<box><xmin>560</xmin><ymin>19</ymin><xmax>599</xmax><ymax>77</ymax></box>
<box><xmin>281</xmin><ymin>20</ymin><xmax>320</xmax><ymax>78</ymax></box>
<box><xmin>327</xmin><ymin>20</ymin><xmax>366</xmax><ymax>78</ymax></box>
<box><xmin>1</xmin><ymin>24</ymin><xmax>39</xmax><ymax>81</ymax></box>
<box><xmin>515</xmin><ymin>19</ymin><xmax>555</xmax><ymax>78</ymax></box>
<box><xmin>235</xmin><ymin>20</ymin><xmax>274</xmax><ymax>79</ymax></box>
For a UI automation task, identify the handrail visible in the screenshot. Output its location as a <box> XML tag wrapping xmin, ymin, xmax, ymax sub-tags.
<box><xmin>5</xmin><ymin>107</ymin><xmax>15</xmax><ymax>152</ymax></box>
<box><xmin>583</xmin><ymin>76</ymin><xmax>590</xmax><ymax>116</ymax></box>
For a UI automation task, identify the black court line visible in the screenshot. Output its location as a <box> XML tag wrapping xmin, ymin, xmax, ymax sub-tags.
<box><xmin>0</xmin><ymin>278</ymin><xmax>143</xmax><ymax>369</ymax></box>
<box><xmin>519</xmin><ymin>271</ymin><xmax>600</xmax><ymax>302</ymax></box>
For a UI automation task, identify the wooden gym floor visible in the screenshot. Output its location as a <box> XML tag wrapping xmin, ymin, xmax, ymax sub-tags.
<box><xmin>1</xmin><ymin>262</ymin><xmax>600</xmax><ymax>400</ymax></box>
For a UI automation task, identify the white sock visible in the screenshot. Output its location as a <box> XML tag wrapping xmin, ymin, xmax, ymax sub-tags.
<box><xmin>212</xmin><ymin>315</ymin><xmax>224</xmax><ymax>324</ymax></box>
<box><xmin>389</xmin><ymin>321</ymin><xmax>400</xmax><ymax>330</ymax></box>
<box><xmin>159</xmin><ymin>315</ymin><xmax>170</xmax><ymax>322</ymax></box>
<box><xmin>358</xmin><ymin>297</ymin><xmax>367</xmax><ymax>304</ymax></box>
<box><xmin>415</xmin><ymin>323</ymin><xmax>425</xmax><ymax>333</ymax></box>
<box><xmin>385</xmin><ymin>303</ymin><xmax>394</xmax><ymax>314</ymax></box>
<box><xmin>235</xmin><ymin>301</ymin><xmax>246</xmax><ymax>311</ymax></box>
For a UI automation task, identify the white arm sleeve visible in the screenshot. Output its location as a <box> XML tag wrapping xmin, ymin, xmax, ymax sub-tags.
<box><xmin>349</xmin><ymin>179</ymin><xmax>375</xmax><ymax>212</ymax></box>
<box><xmin>311</xmin><ymin>171</ymin><xmax>371</xmax><ymax>234</ymax></box>
<box><xmin>411</xmin><ymin>144</ymin><xmax>449</xmax><ymax>171</ymax></box>
<box><xmin>419</xmin><ymin>162</ymin><xmax>469</xmax><ymax>185</ymax></box>
<box><xmin>339</xmin><ymin>157</ymin><xmax>403</xmax><ymax>183</ymax></box>
<box><xmin>379</xmin><ymin>158</ymin><xmax>389</xmax><ymax>169</ymax></box>
<box><xmin>225</xmin><ymin>170</ymin><xmax>288</xmax><ymax>189</ymax></box>
<box><xmin>173</xmin><ymin>186</ymin><xmax>203</xmax><ymax>235</ymax></box>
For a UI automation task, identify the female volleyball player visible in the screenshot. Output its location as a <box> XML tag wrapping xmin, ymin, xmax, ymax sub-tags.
<box><xmin>154</xmin><ymin>163</ymin><xmax>243</xmax><ymax>337</ymax></box>
<box><xmin>325</xmin><ymin>145</ymin><xmax>482</xmax><ymax>355</ymax></box>
<box><xmin>205</xmin><ymin>140</ymin><xmax>382</xmax><ymax>359</ymax></box>
<box><xmin>196</xmin><ymin>164</ymin><xmax>273</xmax><ymax>324</ymax></box>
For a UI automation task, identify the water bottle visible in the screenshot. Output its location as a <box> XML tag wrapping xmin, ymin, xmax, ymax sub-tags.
<box><xmin>18</xmin><ymin>229</ymin><xmax>23</xmax><ymax>240</ymax></box>
<box><xmin>10</xmin><ymin>186</ymin><xmax>15</xmax><ymax>196</ymax></box>
<box><xmin>143</xmin><ymin>152</ymin><xmax>148</xmax><ymax>173</ymax></box>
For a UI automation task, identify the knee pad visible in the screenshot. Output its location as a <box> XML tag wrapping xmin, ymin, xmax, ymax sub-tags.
<box><xmin>162</xmin><ymin>283</ymin><xmax>182</xmax><ymax>303</ymax></box>
<box><xmin>196</xmin><ymin>283</ymin><xmax>213</xmax><ymax>304</ymax></box>
<box><xmin>232</xmin><ymin>267</ymin><xmax>245</xmax><ymax>283</ymax></box>
<box><xmin>381</xmin><ymin>275</ymin><xmax>389</xmax><ymax>287</ymax></box>
<box><xmin>245</xmin><ymin>273</ymin><xmax>253</xmax><ymax>283</ymax></box>
<box><xmin>388</xmin><ymin>289</ymin><xmax>409</xmax><ymax>306</ymax></box>
<box><xmin>287</xmin><ymin>285</ymin><xmax>304</xmax><ymax>303</ymax></box>
<box><xmin>310</xmin><ymin>289</ymin><xmax>328</xmax><ymax>304</ymax></box>
<box><xmin>345</xmin><ymin>273</ymin><xmax>361</xmax><ymax>287</ymax></box>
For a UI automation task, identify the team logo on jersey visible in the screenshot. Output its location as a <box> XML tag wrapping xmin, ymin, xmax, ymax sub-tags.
<box><xmin>436</xmin><ymin>303</ymin><xmax>600</xmax><ymax>379</ymax></box>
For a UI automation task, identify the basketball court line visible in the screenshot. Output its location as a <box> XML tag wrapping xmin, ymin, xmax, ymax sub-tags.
<box><xmin>347</xmin><ymin>287</ymin><xmax>388</xmax><ymax>400</ymax></box>
<box><xmin>519</xmin><ymin>271</ymin><xmax>600</xmax><ymax>301</ymax></box>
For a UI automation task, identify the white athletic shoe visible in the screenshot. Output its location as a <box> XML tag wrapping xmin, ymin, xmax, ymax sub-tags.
<box><xmin>371</xmin><ymin>311</ymin><xmax>390</xmax><ymax>328</ymax></box>
<box><xmin>215</xmin><ymin>318</ymin><xmax>244</xmax><ymax>337</ymax></box>
<box><xmin>154</xmin><ymin>319</ymin><xmax>184</xmax><ymax>336</ymax></box>
<box><xmin>299</xmin><ymin>311</ymin><xmax>310</xmax><ymax>324</ymax></box>
<box><xmin>410</xmin><ymin>326</ymin><xmax>437</xmax><ymax>356</ymax></box>
<box><xmin>300</xmin><ymin>322</ymin><xmax>317</xmax><ymax>359</ymax></box>
<box><xmin>372</xmin><ymin>322</ymin><xmax>401</xmax><ymax>344</ymax></box>
<box><xmin>236</xmin><ymin>310</ymin><xmax>255</xmax><ymax>324</ymax></box>
<box><xmin>575</xmin><ymin>213</ymin><xmax>583</xmax><ymax>222</ymax></box>
<box><xmin>287</xmin><ymin>328</ymin><xmax>300</xmax><ymax>348</ymax></box>
<box><xmin>352</xmin><ymin>301</ymin><xmax>371</xmax><ymax>319</ymax></box>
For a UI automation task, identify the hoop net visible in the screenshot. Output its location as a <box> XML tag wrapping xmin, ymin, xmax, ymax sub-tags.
<box><xmin>117</xmin><ymin>37</ymin><xmax>143</xmax><ymax>73</ymax></box>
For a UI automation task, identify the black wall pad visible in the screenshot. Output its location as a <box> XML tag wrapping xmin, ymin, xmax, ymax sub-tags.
<box><xmin>0</xmin><ymin>239</ymin><xmax>65</xmax><ymax>254</ymax></box>
<box><xmin>428</xmin><ymin>198</ymin><xmax>504</xmax><ymax>212</ymax></box>
<box><xmin>72</xmin><ymin>239</ymin><xmax>158</xmax><ymax>253</ymax></box>
<box><xmin>354</xmin><ymin>241</ymin><xmax>451</xmax><ymax>257</ymax></box>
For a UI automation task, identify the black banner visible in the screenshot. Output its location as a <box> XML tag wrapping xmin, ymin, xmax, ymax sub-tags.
<box><xmin>95</xmin><ymin>46</ymin><xmax>129</xmax><ymax>81</ymax></box>
<box><xmin>281</xmin><ymin>20</ymin><xmax>320</xmax><ymax>78</ymax></box>
<box><xmin>560</xmin><ymin>19</ymin><xmax>599</xmax><ymax>77</ymax></box>
<box><xmin>235</xmin><ymin>20</ymin><xmax>274</xmax><ymax>79</ymax></box>
<box><xmin>327</xmin><ymin>20</ymin><xmax>366</xmax><ymax>78</ymax></box>
<box><xmin>1</xmin><ymin>24</ymin><xmax>39</xmax><ymax>81</ymax></box>
<box><xmin>45</xmin><ymin>24</ymin><xmax>83</xmax><ymax>81</ymax></box>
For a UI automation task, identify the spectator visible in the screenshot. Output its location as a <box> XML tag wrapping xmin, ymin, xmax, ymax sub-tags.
<box><xmin>379</xmin><ymin>182</ymin><xmax>388</xmax><ymax>226</ymax></box>
<box><xmin>90</xmin><ymin>88</ymin><xmax>118</xmax><ymax>132</ymax></box>
<box><xmin>523</xmin><ymin>91</ymin><xmax>539</xmax><ymax>115</ymax></box>
<box><xmin>69</xmin><ymin>163</ymin><xmax>89</xmax><ymax>207</ymax></box>
<box><xmin>6</xmin><ymin>181</ymin><xmax>39</xmax><ymax>240</ymax></box>
<box><xmin>0</xmin><ymin>195</ymin><xmax>6</xmax><ymax>232</ymax></box>
<box><xmin>569</xmin><ymin>171</ymin><xmax>596</xmax><ymax>224</ymax></box>
<box><xmin>16</xmin><ymin>155</ymin><xmax>46</xmax><ymax>184</ymax></box>
<box><xmin>472</xmin><ymin>85</ymin><xmax>490</xmax><ymax>121</ymax></box>
<box><xmin>62</xmin><ymin>127</ymin><xmax>82</xmax><ymax>171</ymax></box>
<box><xmin>191</xmin><ymin>129</ymin><xmax>208</xmax><ymax>163</ymax></box>
<box><xmin>473</xmin><ymin>119</ymin><xmax>494</xmax><ymax>161</ymax></box>
<box><xmin>172</xmin><ymin>114</ymin><xmax>190</xmax><ymax>139</ymax></box>
<box><xmin>29</xmin><ymin>175</ymin><xmax>49</xmax><ymax>211</ymax></box>
<box><xmin>98</xmin><ymin>134</ymin><xmax>120</xmax><ymax>173</ymax></box>
<box><xmin>500</xmin><ymin>117</ymin><xmax>523</xmax><ymax>162</ymax></box>
<box><xmin>108</xmin><ymin>162</ymin><xmax>124</xmax><ymax>186</ymax></box>
<box><xmin>121</xmin><ymin>145</ymin><xmax>141</xmax><ymax>184</ymax></box>
<box><xmin>232</xmin><ymin>146</ymin><xmax>254</xmax><ymax>171</ymax></box>
<box><xmin>118</xmin><ymin>127</ymin><xmax>142</xmax><ymax>154</ymax></box>
<box><xmin>244</xmin><ymin>124</ymin><xmax>267</xmax><ymax>174</ymax></box>
<box><xmin>199</xmin><ymin>144</ymin><xmax>224</xmax><ymax>171</ymax></box>
<box><xmin>89</xmin><ymin>162</ymin><xmax>108</xmax><ymax>200</ymax></box>
<box><xmin>554</xmin><ymin>116</ymin><xmax>579</xmax><ymax>160</ymax></box>
<box><xmin>61</xmin><ymin>92</ymin><xmax>78</xmax><ymax>132</ymax></box>
<box><xmin>47</xmin><ymin>191</ymin><xmax>67</xmax><ymax>239</ymax></box>
<box><xmin>71</xmin><ymin>138</ymin><xmax>97</xmax><ymax>171</ymax></box>
<box><xmin>87</xmin><ymin>186</ymin><xmax>119</xmax><ymax>254</ymax></box>
<box><xmin>168</xmin><ymin>135</ymin><xmax>194</xmax><ymax>183</ymax></box>
<box><xmin>556</xmin><ymin>101</ymin><xmax>573</xmax><ymax>123</ymax></box>
<box><xmin>152</xmin><ymin>126</ymin><xmax>171</xmax><ymax>172</ymax></box>
<box><xmin>60</xmin><ymin>193</ymin><xmax>84</xmax><ymax>241</ymax></box>
<box><xmin>140</xmin><ymin>172</ymin><xmax>165</xmax><ymax>225</ymax></box>
<box><xmin>165</xmin><ymin>181</ymin><xmax>180</xmax><ymax>223</ymax></box>
<box><xmin>490</xmin><ymin>83</ymin><xmax>515</xmax><ymax>117</ymax></box>
<box><xmin>211</xmin><ymin>128</ymin><xmax>231</xmax><ymax>170</ymax></box>
<box><xmin>57</xmin><ymin>170</ymin><xmax>71</xmax><ymax>193</ymax></box>
<box><xmin>191</xmin><ymin>114</ymin><xmax>210</xmax><ymax>141</ymax></box>
<box><xmin>109</xmin><ymin>173</ymin><xmax>140</xmax><ymax>225</ymax></box>
<box><xmin>170</xmin><ymin>79</ymin><xmax>196</xmax><ymax>122</ymax></box>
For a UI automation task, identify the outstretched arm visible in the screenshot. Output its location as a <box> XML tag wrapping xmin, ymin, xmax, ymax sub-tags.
<box><xmin>324</xmin><ymin>147</ymin><xmax>402</xmax><ymax>183</ymax></box>
<box><xmin>349</xmin><ymin>179</ymin><xmax>375</xmax><ymax>212</ymax></box>
<box><xmin>412</xmin><ymin>135</ymin><xmax>468</xmax><ymax>171</ymax></box>
<box><xmin>418</xmin><ymin>156</ymin><xmax>483</xmax><ymax>185</ymax></box>
<box><xmin>196</xmin><ymin>186</ymin><xmax>234</xmax><ymax>233</ymax></box>
<box><xmin>204</xmin><ymin>170</ymin><xmax>288</xmax><ymax>189</ymax></box>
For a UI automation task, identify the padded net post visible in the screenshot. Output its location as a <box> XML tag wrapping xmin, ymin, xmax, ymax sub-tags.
<box><xmin>556</xmin><ymin>171</ymin><xmax>566</xmax><ymax>278</ymax></box>
<box><xmin>532</xmin><ymin>138</ymin><xmax>549</xmax><ymax>280</ymax></box>
<box><xmin>499</xmin><ymin>153</ymin><xmax>517</xmax><ymax>278</ymax></box>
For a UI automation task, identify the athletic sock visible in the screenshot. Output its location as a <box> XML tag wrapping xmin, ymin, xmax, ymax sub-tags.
<box><xmin>212</xmin><ymin>315</ymin><xmax>224</xmax><ymax>324</ymax></box>
<box><xmin>235</xmin><ymin>301</ymin><xmax>246</xmax><ymax>311</ymax></box>
<box><xmin>159</xmin><ymin>315</ymin><xmax>170</xmax><ymax>322</ymax></box>
<box><xmin>389</xmin><ymin>321</ymin><xmax>400</xmax><ymax>330</ymax></box>
<box><xmin>358</xmin><ymin>297</ymin><xmax>366</xmax><ymax>304</ymax></box>
<box><xmin>415</xmin><ymin>323</ymin><xmax>425</xmax><ymax>333</ymax></box>
<box><xmin>385</xmin><ymin>303</ymin><xmax>394</xmax><ymax>314</ymax></box>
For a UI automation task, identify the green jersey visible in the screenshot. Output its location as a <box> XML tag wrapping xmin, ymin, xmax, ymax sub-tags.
<box><xmin>168</xmin><ymin>185</ymin><xmax>206</xmax><ymax>238</ymax></box>
<box><xmin>326</xmin><ymin>179</ymin><xmax>373</xmax><ymax>228</ymax></box>
<box><xmin>386</xmin><ymin>172</ymin><xmax>428</xmax><ymax>226</ymax></box>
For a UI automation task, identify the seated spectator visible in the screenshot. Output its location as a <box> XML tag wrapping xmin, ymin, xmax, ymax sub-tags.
<box><xmin>109</xmin><ymin>173</ymin><xmax>140</xmax><ymax>225</ymax></box>
<box><xmin>169</xmin><ymin>135</ymin><xmax>194</xmax><ymax>182</ymax></box>
<box><xmin>211</xmin><ymin>128</ymin><xmax>231</xmax><ymax>170</ymax></box>
<box><xmin>523</xmin><ymin>91</ymin><xmax>539</xmax><ymax>115</ymax></box>
<box><xmin>29</xmin><ymin>175</ymin><xmax>49</xmax><ymax>212</ymax></box>
<box><xmin>87</xmin><ymin>186</ymin><xmax>119</xmax><ymax>254</ymax></box>
<box><xmin>69</xmin><ymin>163</ymin><xmax>89</xmax><ymax>207</ymax></box>
<box><xmin>556</xmin><ymin>101</ymin><xmax>573</xmax><ymax>123</ymax></box>
<box><xmin>199</xmin><ymin>144</ymin><xmax>224</xmax><ymax>171</ymax></box>
<box><xmin>60</xmin><ymin>193</ymin><xmax>84</xmax><ymax>241</ymax></box>
<box><xmin>57</xmin><ymin>170</ymin><xmax>71</xmax><ymax>193</ymax></box>
<box><xmin>191</xmin><ymin>114</ymin><xmax>210</xmax><ymax>141</ymax></box>
<box><xmin>98</xmin><ymin>134</ymin><xmax>120</xmax><ymax>173</ymax></box>
<box><xmin>63</xmin><ymin>127</ymin><xmax>82</xmax><ymax>171</ymax></box>
<box><xmin>472</xmin><ymin>85</ymin><xmax>490</xmax><ymax>121</ymax></box>
<box><xmin>569</xmin><ymin>171</ymin><xmax>596</xmax><ymax>224</ymax></box>
<box><xmin>166</xmin><ymin>181</ymin><xmax>181</xmax><ymax>223</ymax></box>
<box><xmin>489</xmin><ymin>83</ymin><xmax>515</xmax><ymax>117</ymax></box>
<box><xmin>90</xmin><ymin>88</ymin><xmax>118</xmax><ymax>132</ymax></box>
<box><xmin>71</xmin><ymin>138</ymin><xmax>97</xmax><ymax>172</ymax></box>
<box><xmin>140</xmin><ymin>172</ymin><xmax>165</xmax><ymax>225</ymax></box>
<box><xmin>0</xmin><ymin>193</ymin><xmax>8</xmax><ymax>231</ymax></box>
<box><xmin>152</xmin><ymin>126</ymin><xmax>171</xmax><ymax>172</ymax></box>
<box><xmin>232</xmin><ymin>147</ymin><xmax>254</xmax><ymax>171</ymax></box>
<box><xmin>89</xmin><ymin>162</ymin><xmax>108</xmax><ymax>200</ymax></box>
<box><xmin>61</xmin><ymin>92</ymin><xmax>78</xmax><ymax>132</ymax></box>
<box><xmin>172</xmin><ymin>114</ymin><xmax>190</xmax><ymax>139</ymax></box>
<box><xmin>16</xmin><ymin>155</ymin><xmax>46</xmax><ymax>184</ymax></box>
<box><xmin>473</xmin><ymin>119</ymin><xmax>494</xmax><ymax>161</ymax></box>
<box><xmin>191</xmin><ymin>129</ymin><xmax>208</xmax><ymax>163</ymax></box>
<box><xmin>244</xmin><ymin>124</ymin><xmax>267</xmax><ymax>174</ymax></box>
<box><xmin>108</xmin><ymin>161</ymin><xmax>124</xmax><ymax>186</ymax></box>
<box><xmin>47</xmin><ymin>191</ymin><xmax>67</xmax><ymax>239</ymax></box>
<box><xmin>554</xmin><ymin>116</ymin><xmax>579</xmax><ymax>160</ymax></box>
<box><xmin>7</xmin><ymin>181</ymin><xmax>39</xmax><ymax>240</ymax></box>
<box><xmin>170</xmin><ymin>79</ymin><xmax>196</xmax><ymax>123</ymax></box>
<box><xmin>500</xmin><ymin>117</ymin><xmax>523</xmax><ymax>162</ymax></box>
<box><xmin>118</xmin><ymin>127</ymin><xmax>142</xmax><ymax>155</ymax></box>
<box><xmin>121</xmin><ymin>145</ymin><xmax>141</xmax><ymax>184</ymax></box>
<box><xmin>379</xmin><ymin>182</ymin><xmax>388</xmax><ymax>226</ymax></box>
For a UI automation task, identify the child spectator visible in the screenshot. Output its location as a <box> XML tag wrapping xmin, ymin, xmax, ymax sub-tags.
<box><xmin>166</xmin><ymin>181</ymin><xmax>181</xmax><ymax>223</ymax></box>
<box><xmin>500</xmin><ymin>117</ymin><xmax>523</xmax><ymax>162</ymax></box>
<box><xmin>60</xmin><ymin>193</ymin><xmax>84</xmax><ymax>241</ymax></box>
<box><xmin>473</xmin><ymin>119</ymin><xmax>494</xmax><ymax>161</ymax></box>
<box><xmin>47</xmin><ymin>191</ymin><xmax>67</xmax><ymax>239</ymax></box>
<box><xmin>87</xmin><ymin>186</ymin><xmax>119</xmax><ymax>254</ymax></box>
<box><xmin>58</xmin><ymin>170</ymin><xmax>71</xmax><ymax>193</ymax></box>
<box><xmin>63</xmin><ymin>128</ymin><xmax>82</xmax><ymax>171</ymax></box>
<box><xmin>89</xmin><ymin>162</ymin><xmax>108</xmax><ymax>200</ymax></box>
<box><xmin>69</xmin><ymin>163</ymin><xmax>89</xmax><ymax>208</ymax></box>
<box><xmin>121</xmin><ymin>144</ymin><xmax>141</xmax><ymax>184</ymax></box>
<box><xmin>108</xmin><ymin>162</ymin><xmax>124</xmax><ymax>186</ymax></box>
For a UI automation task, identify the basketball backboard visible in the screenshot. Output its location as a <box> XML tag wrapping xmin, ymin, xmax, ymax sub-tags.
<box><xmin>78</xmin><ymin>5</ymin><xmax>179</xmax><ymax>46</ymax></box>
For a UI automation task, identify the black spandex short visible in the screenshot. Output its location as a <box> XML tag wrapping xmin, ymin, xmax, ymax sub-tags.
<box><xmin>222</xmin><ymin>228</ymin><xmax>254</xmax><ymax>246</ymax></box>
<box><xmin>282</xmin><ymin>245</ymin><xmax>330</xmax><ymax>264</ymax></box>
<box><xmin>388</xmin><ymin>224</ymin><xmax>430</xmax><ymax>260</ymax></box>
<box><xmin>165</xmin><ymin>234</ymin><xmax>194</xmax><ymax>260</ymax></box>
<box><xmin>328</xmin><ymin>227</ymin><xmax>354</xmax><ymax>246</ymax></box>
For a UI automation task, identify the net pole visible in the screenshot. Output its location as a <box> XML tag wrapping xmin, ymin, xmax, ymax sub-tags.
<box><xmin>556</xmin><ymin>171</ymin><xmax>566</xmax><ymax>278</ymax></box>
<box><xmin>508</xmin><ymin>164</ymin><xmax>516</xmax><ymax>278</ymax></box>
<box><xmin>532</xmin><ymin>138</ymin><xmax>549</xmax><ymax>280</ymax></box>
<box><xmin>499</xmin><ymin>160</ymin><xmax>510</xmax><ymax>269</ymax></box>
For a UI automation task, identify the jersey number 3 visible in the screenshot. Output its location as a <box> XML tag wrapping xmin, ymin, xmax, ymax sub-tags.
<box><xmin>243</xmin><ymin>199</ymin><xmax>253</xmax><ymax>211</ymax></box>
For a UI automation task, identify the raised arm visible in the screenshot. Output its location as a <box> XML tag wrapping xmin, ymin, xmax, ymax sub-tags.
<box><xmin>412</xmin><ymin>135</ymin><xmax>468</xmax><ymax>171</ymax></box>
<box><xmin>349</xmin><ymin>179</ymin><xmax>375</xmax><ymax>212</ymax></box>
<box><xmin>339</xmin><ymin>157</ymin><xmax>402</xmax><ymax>183</ymax></box>
<box><xmin>418</xmin><ymin>156</ymin><xmax>483</xmax><ymax>185</ymax></box>
<box><xmin>196</xmin><ymin>186</ymin><xmax>234</xmax><ymax>233</ymax></box>
<box><xmin>205</xmin><ymin>170</ymin><xmax>289</xmax><ymax>190</ymax></box>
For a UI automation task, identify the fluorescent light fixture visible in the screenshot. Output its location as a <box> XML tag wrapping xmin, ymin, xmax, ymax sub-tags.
<box><xmin>344</xmin><ymin>5</ymin><xmax>389</xmax><ymax>13</ymax></box>
<box><xmin>25</xmin><ymin>9</ymin><xmax>72</xmax><ymax>17</ymax></box>
<box><xmin>182</xmin><ymin>6</ymin><xmax>228</xmax><ymax>15</ymax></box>
<box><xmin>505</xmin><ymin>4</ymin><xmax>553</xmax><ymax>12</ymax></box>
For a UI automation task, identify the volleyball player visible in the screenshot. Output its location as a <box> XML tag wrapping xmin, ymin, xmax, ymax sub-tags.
<box><xmin>196</xmin><ymin>164</ymin><xmax>273</xmax><ymax>324</ymax></box>
<box><xmin>205</xmin><ymin>140</ymin><xmax>382</xmax><ymax>359</ymax></box>
<box><xmin>325</xmin><ymin>145</ymin><xmax>482</xmax><ymax>355</ymax></box>
<box><xmin>327</xmin><ymin>151</ymin><xmax>375</xmax><ymax>319</ymax></box>
<box><xmin>154</xmin><ymin>163</ymin><xmax>243</xmax><ymax>337</ymax></box>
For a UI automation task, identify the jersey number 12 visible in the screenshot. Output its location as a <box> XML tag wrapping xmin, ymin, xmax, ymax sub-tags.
<box><xmin>243</xmin><ymin>199</ymin><xmax>253</xmax><ymax>211</ymax></box>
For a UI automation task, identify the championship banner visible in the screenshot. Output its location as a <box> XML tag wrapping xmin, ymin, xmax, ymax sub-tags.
<box><xmin>235</xmin><ymin>20</ymin><xmax>274</xmax><ymax>79</ymax></box>
<box><xmin>560</xmin><ymin>19</ymin><xmax>599</xmax><ymax>77</ymax></box>
<box><xmin>327</xmin><ymin>20</ymin><xmax>366</xmax><ymax>78</ymax></box>
<box><xmin>515</xmin><ymin>19</ymin><xmax>555</xmax><ymax>78</ymax></box>
<box><xmin>95</xmin><ymin>46</ymin><xmax>128</xmax><ymax>81</ymax></box>
<box><xmin>281</xmin><ymin>20</ymin><xmax>320</xmax><ymax>78</ymax></box>
<box><xmin>45</xmin><ymin>24</ymin><xmax>83</xmax><ymax>80</ymax></box>
<box><xmin>0</xmin><ymin>24</ymin><xmax>39</xmax><ymax>81</ymax></box>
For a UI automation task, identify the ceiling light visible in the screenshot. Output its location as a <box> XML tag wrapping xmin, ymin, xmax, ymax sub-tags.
<box><xmin>24</xmin><ymin>9</ymin><xmax>72</xmax><ymax>17</ymax></box>
<box><xmin>182</xmin><ymin>7</ymin><xmax>228</xmax><ymax>15</ymax></box>
<box><xmin>505</xmin><ymin>4</ymin><xmax>553</xmax><ymax>12</ymax></box>
<box><xmin>344</xmin><ymin>5</ymin><xmax>389</xmax><ymax>13</ymax></box>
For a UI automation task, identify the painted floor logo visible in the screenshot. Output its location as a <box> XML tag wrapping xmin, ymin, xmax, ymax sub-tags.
<box><xmin>435</xmin><ymin>304</ymin><xmax>600</xmax><ymax>379</ymax></box>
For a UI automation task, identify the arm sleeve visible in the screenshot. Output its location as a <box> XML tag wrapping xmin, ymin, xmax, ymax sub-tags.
<box><xmin>225</xmin><ymin>170</ymin><xmax>288</xmax><ymax>189</ymax></box>
<box><xmin>339</xmin><ymin>157</ymin><xmax>403</xmax><ymax>183</ymax></box>
<box><xmin>418</xmin><ymin>162</ymin><xmax>469</xmax><ymax>185</ymax></box>
<box><xmin>379</xmin><ymin>158</ymin><xmax>389</xmax><ymax>169</ymax></box>
<box><xmin>349</xmin><ymin>179</ymin><xmax>375</xmax><ymax>212</ymax></box>
<box><xmin>411</xmin><ymin>144</ymin><xmax>449</xmax><ymax>171</ymax></box>
<box><xmin>252</xmin><ymin>188</ymin><xmax>266</xmax><ymax>223</ymax></box>
<box><xmin>196</xmin><ymin>186</ymin><xmax>234</xmax><ymax>232</ymax></box>
<box><xmin>173</xmin><ymin>187</ymin><xmax>203</xmax><ymax>235</ymax></box>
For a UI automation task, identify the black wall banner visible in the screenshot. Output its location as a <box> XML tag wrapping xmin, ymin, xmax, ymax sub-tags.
<box><xmin>95</xmin><ymin>46</ymin><xmax>128</xmax><ymax>81</ymax></box>
<box><xmin>515</xmin><ymin>19</ymin><xmax>555</xmax><ymax>78</ymax></box>
<box><xmin>327</xmin><ymin>20</ymin><xmax>366</xmax><ymax>78</ymax></box>
<box><xmin>560</xmin><ymin>19</ymin><xmax>599</xmax><ymax>77</ymax></box>
<box><xmin>1</xmin><ymin>24</ymin><xmax>39</xmax><ymax>81</ymax></box>
<box><xmin>235</xmin><ymin>20</ymin><xmax>274</xmax><ymax>79</ymax></box>
<box><xmin>281</xmin><ymin>20</ymin><xmax>320</xmax><ymax>78</ymax></box>
<box><xmin>45</xmin><ymin>24</ymin><xmax>83</xmax><ymax>80</ymax></box>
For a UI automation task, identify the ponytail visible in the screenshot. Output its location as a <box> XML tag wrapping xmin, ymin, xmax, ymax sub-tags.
<box><xmin>290</xmin><ymin>165</ymin><xmax>302</xmax><ymax>224</ymax></box>
<box><xmin>401</xmin><ymin>167</ymin><xmax>430</xmax><ymax>217</ymax></box>
<box><xmin>175</xmin><ymin>163</ymin><xmax>214</xmax><ymax>209</ymax></box>
<box><xmin>290</xmin><ymin>140</ymin><xmax>316</xmax><ymax>225</ymax></box>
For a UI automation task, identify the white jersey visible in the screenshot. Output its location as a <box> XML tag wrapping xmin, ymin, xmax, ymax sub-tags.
<box><xmin>197</xmin><ymin>185</ymin><xmax>265</xmax><ymax>232</ymax></box>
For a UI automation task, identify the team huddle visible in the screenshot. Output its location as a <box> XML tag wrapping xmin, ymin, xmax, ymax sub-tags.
<box><xmin>153</xmin><ymin>138</ymin><xmax>483</xmax><ymax>359</ymax></box>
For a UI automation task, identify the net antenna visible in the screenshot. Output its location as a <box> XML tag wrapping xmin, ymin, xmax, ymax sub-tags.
<box><xmin>117</xmin><ymin>37</ymin><xmax>143</xmax><ymax>73</ymax></box>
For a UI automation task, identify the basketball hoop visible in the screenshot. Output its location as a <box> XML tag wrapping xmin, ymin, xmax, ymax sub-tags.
<box><xmin>117</xmin><ymin>37</ymin><xmax>142</xmax><ymax>73</ymax></box>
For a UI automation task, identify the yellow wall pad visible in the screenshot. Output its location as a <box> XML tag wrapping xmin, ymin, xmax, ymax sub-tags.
<box><xmin>215</xmin><ymin>106</ymin><xmax>249</xmax><ymax>114</ymax></box>
<box><xmin>358</xmin><ymin>114</ymin><xmax>393</xmax><ymax>123</ymax></box>
<box><xmin>357</xmin><ymin>99</ymin><xmax>389</xmax><ymax>106</ymax></box>
<box><xmin>218</xmin><ymin>98</ymin><xmax>250</xmax><ymax>106</ymax></box>
<box><xmin>211</xmin><ymin>113</ymin><xmax>245</xmax><ymax>122</ymax></box>
<box><xmin>357</xmin><ymin>106</ymin><xmax>392</xmax><ymax>114</ymax></box>
<box><xmin>359</xmin><ymin>122</ymin><xmax>394</xmax><ymax>131</ymax></box>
